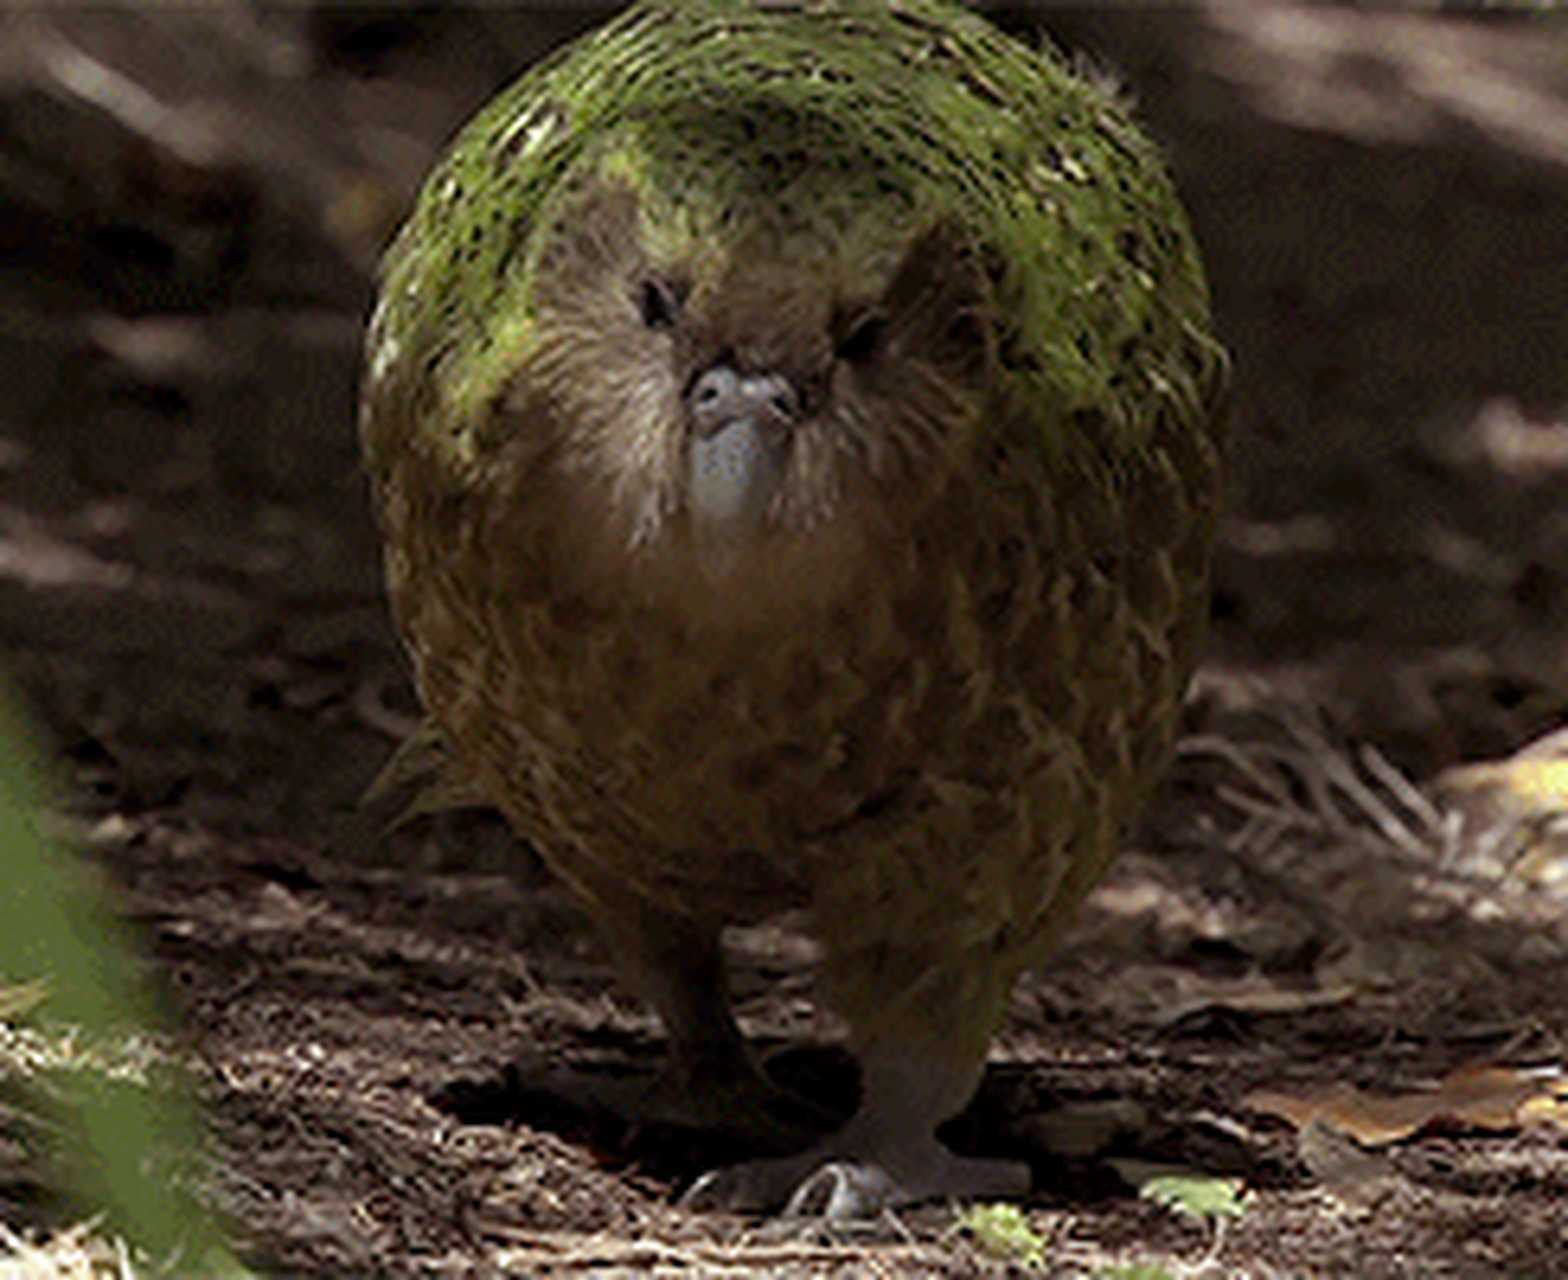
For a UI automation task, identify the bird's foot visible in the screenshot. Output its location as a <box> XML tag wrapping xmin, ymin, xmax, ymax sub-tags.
<box><xmin>680</xmin><ymin>1138</ymin><xmax>1028</xmax><ymax>1217</ymax></box>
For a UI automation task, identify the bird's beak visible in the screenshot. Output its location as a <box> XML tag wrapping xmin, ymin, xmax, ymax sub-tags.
<box><xmin>685</xmin><ymin>365</ymin><xmax>799</xmax><ymax>531</ymax></box>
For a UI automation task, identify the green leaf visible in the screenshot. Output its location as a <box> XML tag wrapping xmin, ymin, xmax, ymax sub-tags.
<box><xmin>954</xmin><ymin>1202</ymin><xmax>1050</xmax><ymax>1267</ymax></box>
<box><xmin>0</xmin><ymin>693</ymin><xmax>243</xmax><ymax>1270</ymax></box>
<box><xmin>1138</xmin><ymin>1172</ymin><xmax>1247</xmax><ymax>1221</ymax></box>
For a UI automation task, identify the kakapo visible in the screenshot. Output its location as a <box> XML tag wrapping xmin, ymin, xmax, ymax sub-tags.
<box><xmin>362</xmin><ymin>0</ymin><xmax>1226</xmax><ymax>1215</ymax></box>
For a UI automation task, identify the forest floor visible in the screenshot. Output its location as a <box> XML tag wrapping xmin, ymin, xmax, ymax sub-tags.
<box><xmin>1</xmin><ymin>3</ymin><xmax>1566</xmax><ymax>1275</ymax></box>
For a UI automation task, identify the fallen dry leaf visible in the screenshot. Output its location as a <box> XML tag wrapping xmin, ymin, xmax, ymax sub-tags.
<box><xmin>1246</xmin><ymin>1063</ymin><xmax>1568</xmax><ymax>1147</ymax></box>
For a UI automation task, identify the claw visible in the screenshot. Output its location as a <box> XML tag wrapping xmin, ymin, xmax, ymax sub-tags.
<box><xmin>781</xmin><ymin>1161</ymin><xmax>897</xmax><ymax>1219</ymax></box>
<box><xmin>679</xmin><ymin>1156</ymin><xmax>895</xmax><ymax>1218</ymax></box>
<box><xmin>679</xmin><ymin>1145</ymin><xmax>1028</xmax><ymax>1217</ymax></box>
<box><xmin>677</xmin><ymin>1167</ymin><xmax>730</xmax><ymax>1212</ymax></box>
<box><xmin>677</xmin><ymin>1150</ymin><xmax>822</xmax><ymax>1213</ymax></box>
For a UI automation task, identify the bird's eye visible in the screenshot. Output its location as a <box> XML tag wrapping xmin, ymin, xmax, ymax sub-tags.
<box><xmin>637</xmin><ymin>276</ymin><xmax>684</xmax><ymax>330</ymax></box>
<box><xmin>835</xmin><ymin>310</ymin><xmax>887</xmax><ymax>365</ymax></box>
<box><xmin>944</xmin><ymin>307</ymin><xmax>987</xmax><ymax>356</ymax></box>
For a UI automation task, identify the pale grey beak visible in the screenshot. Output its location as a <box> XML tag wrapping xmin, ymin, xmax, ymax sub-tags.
<box><xmin>686</xmin><ymin>365</ymin><xmax>798</xmax><ymax>530</ymax></box>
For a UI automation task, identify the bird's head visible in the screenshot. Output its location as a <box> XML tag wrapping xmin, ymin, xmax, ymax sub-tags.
<box><xmin>479</xmin><ymin>99</ymin><xmax>996</xmax><ymax>609</ymax></box>
<box><xmin>367</xmin><ymin>3</ymin><xmax>1220</xmax><ymax>628</ymax></box>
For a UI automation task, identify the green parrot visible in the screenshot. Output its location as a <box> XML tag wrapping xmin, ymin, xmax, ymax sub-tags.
<box><xmin>362</xmin><ymin>0</ymin><xmax>1226</xmax><ymax>1215</ymax></box>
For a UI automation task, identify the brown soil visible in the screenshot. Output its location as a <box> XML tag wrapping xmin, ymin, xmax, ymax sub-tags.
<box><xmin>2</xmin><ymin>4</ymin><xmax>1566</xmax><ymax>1275</ymax></box>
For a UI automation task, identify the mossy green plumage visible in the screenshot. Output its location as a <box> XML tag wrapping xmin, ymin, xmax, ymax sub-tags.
<box><xmin>366</xmin><ymin>0</ymin><xmax>1218</xmax><ymax>472</ymax></box>
<box><xmin>363</xmin><ymin>0</ymin><xmax>1226</xmax><ymax>1213</ymax></box>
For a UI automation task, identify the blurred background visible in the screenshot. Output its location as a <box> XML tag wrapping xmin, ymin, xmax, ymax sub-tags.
<box><xmin>1</xmin><ymin>2</ymin><xmax>1566</xmax><ymax>1272</ymax></box>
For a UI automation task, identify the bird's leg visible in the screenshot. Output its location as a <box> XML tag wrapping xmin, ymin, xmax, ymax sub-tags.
<box><xmin>594</xmin><ymin>901</ymin><xmax>828</xmax><ymax>1148</ymax></box>
<box><xmin>684</xmin><ymin>943</ymin><xmax>1029</xmax><ymax>1215</ymax></box>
